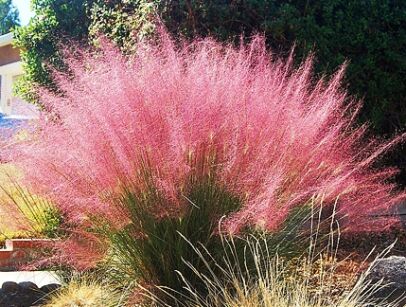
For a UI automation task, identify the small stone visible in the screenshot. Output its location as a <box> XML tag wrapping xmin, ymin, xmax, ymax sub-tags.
<box><xmin>0</xmin><ymin>289</ymin><xmax>5</xmax><ymax>304</ymax></box>
<box><xmin>18</xmin><ymin>281</ymin><xmax>38</xmax><ymax>291</ymax></box>
<box><xmin>1</xmin><ymin>281</ymin><xmax>19</xmax><ymax>294</ymax></box>
<box><xmin>40</xmin><ymin>283</ymin><xmax>61</xmax><ymax>294</ymax></box>
<box><xmin>20</xmin><ymin>294</ymin><xmax>43</xmax><ymax>307</ymax></box>
<box><xmin>37</xmin><ymin>283</ymin><xmax>61</xmax><ymax>305</ymax></box>
<box><xmin>0</xmin><ymin>296</ymin><xmax>13</xmax><ymax>307</ymax></box>
<box><xmin>19</xmin><ymin>282</ymin><xmax>42</xmax><ymax>306</ymax></box>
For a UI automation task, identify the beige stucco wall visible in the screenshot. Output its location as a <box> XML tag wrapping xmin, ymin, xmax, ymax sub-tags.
<box><xmin>0</xmin><ymin>33</ymin><xmax>37</xmax><ymax>117</ymax></box>
<box><xmin>0</xmin><ymin>45</ymin><xmax>20</xmax><ymax>66</ymax></box>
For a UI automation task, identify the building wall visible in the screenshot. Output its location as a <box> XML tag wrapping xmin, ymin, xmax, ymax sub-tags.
<box><xmin>0</xmin><ymin>45</ymin><xmax>20</xmax><ymax>66</ymax></box>
<box><xmin>0</xmin><ymin>37</ymin><xmax>36</xmax><ymax>117</ymax></box>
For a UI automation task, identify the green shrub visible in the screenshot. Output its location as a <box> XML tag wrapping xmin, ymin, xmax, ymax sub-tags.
<box><xmin>89</xmin><ymin>0</ymin><xmax>155</xmax><ymax>53</ymax></box>
<box><xmin>103</xmin><ymin>178</ymin><xmax>245</xmax><ymax>302</ymax></box>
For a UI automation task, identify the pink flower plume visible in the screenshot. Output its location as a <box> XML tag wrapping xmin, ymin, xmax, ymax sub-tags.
<box><xmin>5</xmin><ymin>32</ymin><xmax>405</xmax><ymax>246</ymax></box>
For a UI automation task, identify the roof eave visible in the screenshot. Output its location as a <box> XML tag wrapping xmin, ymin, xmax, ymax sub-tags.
<box><xmin>0</xmin><ymin>33</ymin><xmax>14</xmax><ymax>48</ymax></box>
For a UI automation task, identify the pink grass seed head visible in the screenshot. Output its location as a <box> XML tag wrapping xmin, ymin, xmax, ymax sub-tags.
<box><xmin>5</xmin><ymin>33</ymin><xmax>405</xmax><ymax>244</ymax></box>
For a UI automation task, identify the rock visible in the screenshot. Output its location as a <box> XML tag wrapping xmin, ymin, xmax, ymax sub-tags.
<box><xmin>18</xmin><ymin>281</ymin><xmax>38</xmax><ymax>291</ymax></box>
<box><xmin>1</xmin><ymin>282</ymin><xmax>19</xmax><ymax>307</ymax></box>
<box><xmin>366</xmin><ymin>256</ymin><xmax>406</xmax><ymax>305</ymax></box>
<box><xmin>37</xmin><ymin>283</ymin><xmax>61</xmax><ymax>305</ymax></box>
<box><xmin>39</xmin><ymin>283</ymin><xmax>60</xmax><ymax>294</ymax></box>
<box><xmin>369</xmin><ymin>256</ymin><xmax>406</xmax><ymax>287</ymax></box>
<box><xmin>0</xmin><ymin>289</ymin><xmax>6</xmax><ymax>305</ymax></box>
<box><xmin>1</xmin><ymin>281</ymin><xmax>19</xmax><ymax>295</ymax></box>
<box><xmin>0</xmin><ymin>296</ymin><xmax>13</xmax><ymax>307</ymax></box>
<box><xmin>0</xmin><ymin>281</ymin><xmax>57</xmax><ymax>307</ymax></box>
<box><xmin>19</xmin><ymin>281</ymin><xmax>42</xmax><ymax>307</ymax></box>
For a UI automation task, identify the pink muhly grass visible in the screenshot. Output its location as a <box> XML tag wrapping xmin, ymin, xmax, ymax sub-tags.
<box><xmin>5</xmin><ymin>33</ymin><xmax>405</xmax><ymax>241</ymax></box>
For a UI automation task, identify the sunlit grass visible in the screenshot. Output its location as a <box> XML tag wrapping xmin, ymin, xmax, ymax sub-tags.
<box><xmin>43</xmin><ymin>277</ymin><xmax>123</xmax><ymax>307</ymax></box>
<box><xmin>0</xmin><ymin>163</ymin><xmax>61</xmax><ymax>242</ymax></box>
<box><xmin>141</xmin><ymin>233</ymin><xmax>399</xmax><ymax>307</ymax></box>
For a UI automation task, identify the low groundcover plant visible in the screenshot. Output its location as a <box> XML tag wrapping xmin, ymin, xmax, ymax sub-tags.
<box><xmin>4</xmin><ymin>31</ymin><xmax>405</xmax><ymax>302</ymax></box>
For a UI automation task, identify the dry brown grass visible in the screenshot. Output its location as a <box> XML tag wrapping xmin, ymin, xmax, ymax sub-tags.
<box><xmin>44</xmin><ymin>278</ymin><xmax>122</xmax><ymax>307</ymax></box>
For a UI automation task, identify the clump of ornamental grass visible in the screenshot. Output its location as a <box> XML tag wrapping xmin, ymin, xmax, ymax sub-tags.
<box><xmin>43</xmin><ymin>276</ymin><xmax>123</xmax><ymax>307</ymax></box>
<box><xmin>3</xmin><ymin>31</ymin><xmax>405</xmax><ymax>298</ymax></box>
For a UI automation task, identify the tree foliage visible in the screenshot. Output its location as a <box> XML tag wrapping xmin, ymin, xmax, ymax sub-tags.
<box><xmin>13</xmin><ymin>0</ymin><xmax>94</xmax><ymax>102</ymax></box>
<box><xmin>89</xmin><ymin>0</ymin><xmax>155</xmax><ymax>53</ymax></box>
<box><xmin>13</xmin><ymin>0</ymin><xmax>154</xmax><ymax>102</ymax></box>
<box><xmin>0</xmin><ymin>0</ymin><xmax>20</xmax><ymax>35</ymax></box>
